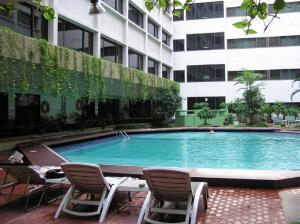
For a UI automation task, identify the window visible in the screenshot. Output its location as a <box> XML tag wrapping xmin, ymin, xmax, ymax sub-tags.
<box><xmin>186</xmin><ymin>2</ymin><xmax>224</xmax><ymax>20</ymax></box>
<box><xmin>0</xmin><ymin>3</ymin><xmax>48</xmax><ymax>39</ymax></box>
<box><xmin>174</xmin><ymin>70</ymin><xmax>185</xmax><ymax>82</ymax></box>
<box><xmin>187</xmin><ymin>64</ymin><xmax>225</xmax><ymax>82</ymax></box>
<box><xmin>269</xmin><ymin>1</ymin><xmax>300</xmax><ymax>14</ymax></box>
<box><xmin>270</xmin><ymin>69</ymin><xmax>300</xmax><ymax>80</ymax></box>
<box><xmin>148</xmin><ymin>58</ymin><xmax>158</xmax><ymax>75</ymax></box>
<box><xmin>58</xmin><ymin>19</ymin><xmax>93</xmax><ymax>54</ymax></box>
<box><xmin>103</xmin><ymin>0</ymin><xmax>123</xmax><ymax>14</ymax></box>
<box><xmin>280</xmin><ymin>36</ymin><xmax>300</xmax><ymax>46</ymax></box>
<box><xmin>226</xmin><ymin>7</ymin><xmax>246</xmax><ymax>17</ymax></box>
<box><xmin>129</xmin><ymin>4</ymin><xmax>143</xmax><ymax>28</ymax></box>
<box><xmin>228</xmin><ymin>36</ymin><xmax>300</xmax><ymax>49</ymax></box>
<box><xmin>228</xmin><ymin>70</ymin><xmax>267</xmax><ymax>81</ymax></box>
<box><xmin>187</xmin><ymin>33</ymin><xmax>224</xmax><ymax>51</ymax></box>
<box><xmin>173</xmin><ymin>9</ymin><xmax>184</xmax><ymax>21</ymax></box>
<box><xmin>188</xmin><ymin>97</ymin><xmax>225</xmax><ymax>110</ymax></box>
<box><xmin>162</xmin><ymin>65</ymin><xmax>170</xmax><ymax>79</ymax></box>
<box><xmin>228</xmin><ymin>69</ymin><xmax>300</xmax><ymax>81</ymax></box>
<box><xmin>101</xmin><ymin>37</ymin><xmax>122</xmax><ymax>63</ymax></box>
<box><xmin>162</xmin><ymin>30</ymin><xmax>170</xmax><ymax>46</ymax></box>
<box><xmin>128</xmin><ymin>49</ymin><xmax>143</xmax><ymax>70</ymax></box>
<box><xmin>148</xmin><ymin>19</ymin><xmax>158</xmax><ymax>38</ymax></box>
<box><xmin>173</xmin><ymin>39</ymin><xmax>185</xmax><ymax>52</ymax></box>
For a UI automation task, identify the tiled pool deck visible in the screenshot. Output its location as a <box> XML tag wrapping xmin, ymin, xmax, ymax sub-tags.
<box><xmin>0</xmin><ymin>184</ymin><xmax>286</xmax><ymax>224</ymax></box>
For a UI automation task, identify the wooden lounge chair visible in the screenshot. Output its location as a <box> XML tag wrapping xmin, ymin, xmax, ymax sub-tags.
<box><xmin>137</xmin><ymin>168</ymin><xmax>208</xmax><ymax>224</ymax></box>
<box><xmin>54</xmin><ymin>162</ymin><xmax>127</xmax><ymax>223</ymax></box>
<box><xmin>0</xmin><ymin>164</ymin><xmax>50</xmax><ymax>211</ymax></box>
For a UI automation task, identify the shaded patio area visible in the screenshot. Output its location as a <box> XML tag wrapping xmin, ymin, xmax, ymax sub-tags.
<box><xmin>0</xmin><ymin>186</ymin><xmax>286</xmax><ymax>224</ymax></box>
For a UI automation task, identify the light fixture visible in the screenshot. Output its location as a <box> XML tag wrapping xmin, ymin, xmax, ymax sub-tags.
<box><xmin>89</xmin><ymin>0</ymin><xmax>106</xmax><ymax>15</ymax></box>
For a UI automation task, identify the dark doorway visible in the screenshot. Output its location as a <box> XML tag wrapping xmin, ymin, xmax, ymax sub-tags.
<box><xmin>15</xmin><ymin>94</ymin><xmax>40</xmax><ymax>126</ymax></box>
<box><xmin>98</xmin><ymin>99</ymin><xmax>120</xmax><ymax>121</ymax></box>
<box><xmin>83</xmin><ymin>100</ymin><xmax>96</xmax><ymax>120</ymax></box>
<box><xmin>0</xmin><ymin>93</ymin><xmax>8</xmax><ymax>126</ymax></box>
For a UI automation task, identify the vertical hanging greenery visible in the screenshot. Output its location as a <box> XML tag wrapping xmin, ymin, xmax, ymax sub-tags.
<box><xmin>0</xmin><ymin>29</ymin><xmax>179</xmax><ymax>101</ymax></box>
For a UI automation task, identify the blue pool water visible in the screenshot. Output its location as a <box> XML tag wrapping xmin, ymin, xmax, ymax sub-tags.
<box><xmin>55</xmin><ymin>132</ymin><xmax>300</xmax><ymax>171</ymax></box>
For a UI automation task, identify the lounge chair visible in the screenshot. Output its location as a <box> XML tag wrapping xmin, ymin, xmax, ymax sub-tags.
<box><xmin>54</xmin><ymin>162</ymin><xmax>127</xmax><ymax>223</ymax></box>
<box><xmin>286</xmin><ymin>116</ymin><xmax>296</xmax><ymax>126</ymax></box>
<box><xmin>0</xmin><ymin>164</ymin><xmax>50</xmax><ymax>211</ymax></box>
<box><xmin>137</xmin><ymin>168</ymin><xmax>209</xmax><ymax>224</ymax></box>
<box><xmin>273</xmin><ymin>116</ymin><xmax>283</xmax><ymax>125</ymax></box>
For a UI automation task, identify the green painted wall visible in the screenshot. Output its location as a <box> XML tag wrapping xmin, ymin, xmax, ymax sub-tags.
<box><xmin>175</xmin><ymin>109</ymin><xmax>228</xmax><ymax>127</ymax></box>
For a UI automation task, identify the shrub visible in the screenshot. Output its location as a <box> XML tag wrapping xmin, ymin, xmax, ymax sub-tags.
<box><xmin>224</xmin><ymin>114</ymin><xmax>234</xmax><ymax>125</ymax></box>
<box><xmin>197</xmin><ymin>106</ymin><xmax>216</xmax><ymax>125</ymax></box>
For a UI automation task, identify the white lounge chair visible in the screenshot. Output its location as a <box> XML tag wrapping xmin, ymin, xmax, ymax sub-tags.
<box><xmin>137</xmin><ymin>168</ymin><xmax>209</xmax><ymax>224</ymax></box>
<box><xmin>54</xmin><ymin>162</ymin><xmax>127</xmax><ymax>223</ymax></box>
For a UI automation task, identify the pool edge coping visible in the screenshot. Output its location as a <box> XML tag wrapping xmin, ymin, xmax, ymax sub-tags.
<box><xmin>36</xmin><ymin>127</ymin><xmax>300</xmax><ymax>189</ymax></box>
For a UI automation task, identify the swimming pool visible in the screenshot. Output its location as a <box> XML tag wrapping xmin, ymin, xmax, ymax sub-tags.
<box><xmin>54</xmin><ymin>132</ymin><xmax>300</xmax><ymax>171</ymax></box>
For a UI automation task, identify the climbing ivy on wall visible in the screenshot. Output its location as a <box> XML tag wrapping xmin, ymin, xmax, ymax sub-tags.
<box><xmin>0</xmin><ymin>28</ymin><xmax>179</xmax><ymax>101</ymax></box>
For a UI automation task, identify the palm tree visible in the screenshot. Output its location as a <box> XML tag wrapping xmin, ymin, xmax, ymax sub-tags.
<box><xmin>234</xmin><ymin>70</ymin><xmax>264</xmax><ymax>91</ymax></box>
<box><xmin>234</xmin><ymin>70</ymin><xmax>265</xmax><ymax>125</ymax></box>
<box><xmin>291</xmin><ymin>78</ymin><xmax>300</xmax><ymax>100</ymax></box>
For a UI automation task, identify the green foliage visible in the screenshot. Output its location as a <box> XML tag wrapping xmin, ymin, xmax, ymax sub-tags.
<box><xmin>273</xmin><ymin>102</ymin><xmax>286</xmax><ymax>116</ymax></box>
<box><xmin>0</xmin><ymin>29</ymin><xmax>179</xmax><ymax>101</ymax></box>
<box><xmin>153</xmin><ymin>86</ymin><xmax>181</xmax><ymax>122</ymax></box>
<box><xmin>228</xmin><ymin>99</ymin><xmax>246</xmax><ymax>115</ymax></box>
<box><xmin>0</xmin><ymin>3</ymin><xmax>16</xmax><ymax>16</ymax></box>
<box><xmin>193</xmin><ymin>102</ymin><xmax>209</xmax><ymax>110</ymax></box>
<box><xmin>219</xmin><ymin>102</ymin><xmax>228</xmax><ymax>109</ymax></box>
<box><xmin>234</xmin><ymin>70</ymin><xmax>264</xmax><ymax>90</ymax></box>
<box><xmin>145</xmin><ymin>0</ymin><xmax>287</xmax><ymax>34</ymax></box>
<box><xmin>224</xmin><ymin>114</ymin><xmax>234</xmax><ymax>125</ymax></box>
<box><xmin>261</xmin><ymin>103</ymin><xmax>273</xmax><ymax>122</ymax></box>
<box><xmin>0</xmin><ymin>1</ymin><xmax>55</xmax><ymax>21</ymax></box>
<box><xmin>286</xmin><ymin>106</ymin><xmax>299</xmax><ymax>117</ymax></box>
<box><xmin>235</xmin><ymin>70</ymin><xmax>265</xmax><ymax>125</ymax></box>
<box><xmin>196</xmin><ymin>105</ymin><xmax>216</xmax><ymax>125</ymax></box>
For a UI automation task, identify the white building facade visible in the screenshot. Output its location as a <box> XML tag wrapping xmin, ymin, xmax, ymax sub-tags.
<box><xmin>46</xmin><ymin>0</ymin><xmax>173</xmax><ymax>79</ymax></box>
<box><xmin>1</xmin><ymin>0</ymin><xmax>300</xmax><ymax>112</ymax></box>
<box><xmin>172</xmin><ymin>0</ymin><xmax>300</xmax><ymax>110</ymax></box>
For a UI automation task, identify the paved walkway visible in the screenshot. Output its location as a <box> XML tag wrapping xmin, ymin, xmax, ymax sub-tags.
<box><xmin>0</xmin><ymin>186</ymin><xmax>286</xmax><ymax>224</ymax></box>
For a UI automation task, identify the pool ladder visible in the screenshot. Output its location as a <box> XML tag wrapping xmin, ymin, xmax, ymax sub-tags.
<box><xmin>116</xmin><ymin>130</ymin><xmax>130</xmax><ymax>140</ymax></box>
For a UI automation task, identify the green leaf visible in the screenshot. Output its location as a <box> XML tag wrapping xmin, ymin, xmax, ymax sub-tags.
<box><xmin>246</xmin><ymin>29</ymin><xmax>257</xmax><ymax>34</ymax></box>
<box><xmin>173</xmin><ymin>0</ymin><xmax>182</xmax><ymax>7</ymax></box>
<box><xmin>183</xmin><ymin>4</ymin><xmax>191</xmax><ymax>11</ymax></box>
<box><xmin>173</xmin><ymin>9</ymin><xmax>182</xmax><ymax>17</ymax></box>
<box><xmin>240</xmin><ymin>0</ymin><xmax>254</xmax><ymax>9</ymax></box>
<box><xmin>273</xmin><ymin>0</ymin><xmax>286</xmax><ymax>11</ymax></box>
<box><xmin>145</xmin><ymin>1</ymin><xmax>154</xmax><ymax>11</ymax></box>
<box><xmin>260</xmin><ymin>2</ymin><xmax>267</xmax><ymax>11</ymax></box>
<box><xmin>159</xmin><ymin>0</ymin><xmax>167</xmax><ymax>8</ymax></box>
<box><xmin>258</xmin><ymin>11</ymin><xmax>267</xmax><ymax>20</ymax></box>
<box><xmin>233</xmin><ymin>21</ymin><xmax>247</xmax><ymax>29</ymax></box>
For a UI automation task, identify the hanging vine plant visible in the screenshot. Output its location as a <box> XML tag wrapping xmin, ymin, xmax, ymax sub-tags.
<box><xmin>0</xmin><ymin>28</ymin><xmax>179</xmax><ymax>101</ymax></box>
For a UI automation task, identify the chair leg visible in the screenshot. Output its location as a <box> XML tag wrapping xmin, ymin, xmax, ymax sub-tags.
<box><xmin>99</xmin><ymin>177</ymin><xmax>127</xmax><ymax>223</ymax></box>
<box><xmin>25</xmin><ymin>188</ymin><xmax>46</xmax><ymax>212</ymax></box>
<box><xmin>54</xmin><ymin>186</ymin><xmax>74</xmax><ymax>219</ymax></box>
<box><xmin>137</xmin><ymin>192</ymin><xmax>152</xmax><ymax>224</ymax></box>
<box><xmin>190</xmin><ymin>183</ymin><xmax>207</xmax><ymax>224</ymax></box>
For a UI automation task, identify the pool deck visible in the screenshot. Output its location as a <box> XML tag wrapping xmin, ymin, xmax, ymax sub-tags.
<box><xmin>0</xmin><ymin>180</ymin><xmax>287</xmax><ymax>224</ymax></box>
